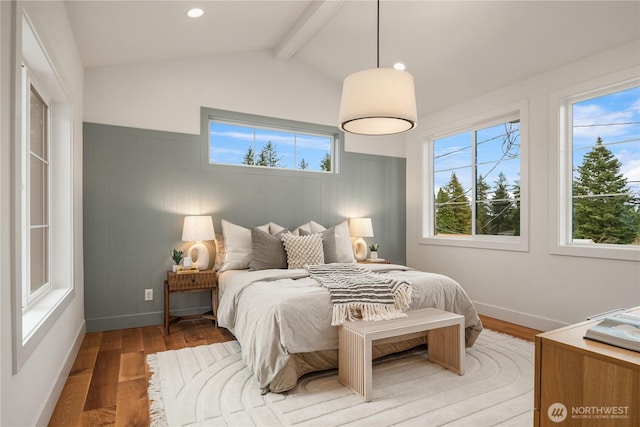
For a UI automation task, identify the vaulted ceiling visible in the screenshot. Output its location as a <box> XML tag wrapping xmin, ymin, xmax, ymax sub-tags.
<box><xmin>64</xmin><ymin>0</ymin><xmax>640</xmax><ymax>115</ymax></box>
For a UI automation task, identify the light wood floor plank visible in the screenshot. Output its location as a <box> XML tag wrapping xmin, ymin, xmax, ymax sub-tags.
<box><xmin>115</xmin><ymin>378</ymin><xmax>149</xmax><ymax>427</ymax></box>
<box><xmin>122</xmin><ymin>328</ymin><xmax>144</xmax><ymax>353</ymax></box>
<box><xmin>83</xmin><ymin>349</ymin><xmax>120</xmax><ymax>412</ymax></box>
<box><xmin>80</xmin><ymin>406</ymin><xmax>116</xmax><ymax>427</ymax></box>
<box><xmin>142</xmin><ymin>326</ymin><xmax>166</xmax><ymax>354</ymax></box>
<box><xmin>100</xmin><ymin>330</ymin><xmax>123</xmax><ymax>352</ymax></box>
<box><xmin>118</xmin><ymin>351</ymin><xmax>146</xmax><ymax>383</ymax></box>
<box><xmin>48</xmin><ymin>370</ymin><xmax>93</xmax><ymax>427</ymax></box>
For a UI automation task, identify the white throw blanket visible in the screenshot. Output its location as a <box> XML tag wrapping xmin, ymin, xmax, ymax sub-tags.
<box><xmin>306</xmin><ymin>263</ymin><xmax>412</xmax><ymax>325</ymax></box>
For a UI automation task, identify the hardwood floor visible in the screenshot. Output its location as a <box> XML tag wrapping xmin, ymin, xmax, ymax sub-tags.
<box><xmin>48</xmin><ymin>320</ymin><xmax>235</xmax><ymax>427</ymax></box>
<box><xmin>479</xmin><ymin>314</ymin><xmax>541</xmax><ymax>342</ymax></box>
<box><xmin>49</xmin><ymin>316</ymin><xmax>540</xmax><ymax>426</ymax></box>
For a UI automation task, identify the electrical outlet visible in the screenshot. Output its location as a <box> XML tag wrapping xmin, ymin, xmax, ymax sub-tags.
<box><xmin>145</xmin><ymin>289</ymin><xmax>153</xmax><ymax>301</ymax></box>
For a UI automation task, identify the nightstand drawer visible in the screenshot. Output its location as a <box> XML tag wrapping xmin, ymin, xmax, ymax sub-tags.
<box><xmin>167</xmin><ymin>270</ymin><xmax>216</xmax><ymax>290</ymax></box>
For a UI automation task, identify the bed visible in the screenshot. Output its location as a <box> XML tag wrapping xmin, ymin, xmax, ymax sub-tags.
<box><xmin>214</xmin><ymin>219</ymin><xmax>483</xmax><ymax>393</ymax></box>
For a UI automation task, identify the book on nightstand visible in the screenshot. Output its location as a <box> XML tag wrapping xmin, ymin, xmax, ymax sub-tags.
<box><xmin>584</xmin><ymin>312</ymin><xmax>640</xmax><ymax>353</ymax></box>
<box><xmin>176</xmin><ymin>266</ymin><xmax>199</xmax><ymax>274</ymax></box>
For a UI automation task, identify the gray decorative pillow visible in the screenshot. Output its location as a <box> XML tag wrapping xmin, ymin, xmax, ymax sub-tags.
<box><xmin>249</xmin><ymin>227</ymin><xmax>289</xmax><ymax>271</ymax></box>
<box><xmin>300</xmin><ymin>228</ymin><xmax>338</xmax><ymax>263</ymax></box>
<box><xmin>281</xmin><ymin>233</ymin><xmax>325</xmax><ymax>269</ymax></box>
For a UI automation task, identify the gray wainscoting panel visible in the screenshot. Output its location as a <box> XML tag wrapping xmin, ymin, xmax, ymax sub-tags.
<box><xmin>83</xmin><ymin>122</ymin><xmax>406</xmax><ymax>332</ymax></box>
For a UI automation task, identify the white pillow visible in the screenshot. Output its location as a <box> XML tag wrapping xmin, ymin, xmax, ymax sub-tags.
<box><xmin>268</xmin><ymin>222</ymin><xmax>286</xmax><ymax>235</ymax></box>
<box><xmin>281</xmin><ymin>233</ymin><xmax>325</xmax><ymax>269</ymax></box>
<box><xmin>292</xmin><ymin>220</ymin><xmax>326</xmax><ymax>236</ymax></box>
<box><xmin>333</xmin><ymin>220</ymin><xmax>356</xmax><ymax>263</ymax></box>
<box><xmin>219</xmin><ymin>219</ymin><xmax>269</xmax><ymax>272</ymax></box>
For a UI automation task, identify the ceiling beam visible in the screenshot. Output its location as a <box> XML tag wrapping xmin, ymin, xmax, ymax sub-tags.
<box><xmin>275</xmin><ymin>0</ymin><xmax>344</xmax><ymax>60</ymax></box>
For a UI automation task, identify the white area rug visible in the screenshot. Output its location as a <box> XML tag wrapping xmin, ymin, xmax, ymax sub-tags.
<box><xmin>147</xmin><ymin>330</ymin><xmax>534</xmax><ymax>426</ymax></box>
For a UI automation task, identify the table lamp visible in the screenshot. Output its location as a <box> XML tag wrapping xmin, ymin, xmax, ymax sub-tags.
<box><xmin>182</xmin><ymin>215</ymin><xmax>215</xmax><ymax>270</ymax></box>
<box><xmin>349</xmin><ymin>217</ymin><xmax>374</xmax><ymax>261</ymax></box>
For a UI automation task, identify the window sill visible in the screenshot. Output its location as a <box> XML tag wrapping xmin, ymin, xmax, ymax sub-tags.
<box><xmin>420</xmin><ymin>235</ymin><xmax>528</xmax><ymax>252</ymax></box>
<box><xmin>22</xmin><ymin>287</ymin><xmax>72</xmax><ymax>343</ymax></box>
<box><xmin>550</xmin><ymin>243</ymin><xmax>640</xmax><ymax>262</ymax></box>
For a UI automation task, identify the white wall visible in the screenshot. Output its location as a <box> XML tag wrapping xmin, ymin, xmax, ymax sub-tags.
<box><xmin>0</xmin><ymin>1</ymin><xmax>85</xmax><ymax>425</ymax></box>
<box><xmin>83</xmin><ymin>50</ymin><xmax>405</xmax><ymax>158</ymax></box>
<box><xmin>406</xmin><ymin>42</ymin><xmax>640</xmax><ymax>331</ymax></box>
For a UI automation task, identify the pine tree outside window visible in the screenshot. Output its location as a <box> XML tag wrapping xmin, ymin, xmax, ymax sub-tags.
<box><xmin>422</xmin><ymin>102</ymin><xmax>528</xmax><ymax>251</ymax></box>
<box><xmin>208</xmin><ymin>117</ymin><xmax>336</xmax><ymax>173</ymax></box>
<box><xmin>569</xmin><ymin>86</ymin><xmax>639</xmax><ymax>246</ymax></box>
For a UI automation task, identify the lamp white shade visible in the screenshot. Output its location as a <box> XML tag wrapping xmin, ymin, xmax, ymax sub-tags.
<box><xmin>181</xmin><ymin>216</ymin><xmax>215</xmax><ymax>241</ymax></box>
<box><xmin>349</xmin><ymin>217</ymin><xmax>374</xmax><ymax>238</ymax></box>
<box><xmin>182</xmin><ymin>216</ymin><xmax>215</xmax><ymax>270</ymax></box>
<box><xmin>339</xmin><ymin>68</ymin><xmax>417</xmax><ymax>136</ymax></box>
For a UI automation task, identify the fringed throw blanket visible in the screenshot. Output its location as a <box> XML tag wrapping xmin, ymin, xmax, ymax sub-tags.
<box><xmin>306</xmin><ymin>263</ymin><xmax>412</xmax><ymax>325</ymax></box>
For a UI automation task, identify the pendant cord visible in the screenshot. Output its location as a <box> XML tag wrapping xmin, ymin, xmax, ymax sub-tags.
<box><xmin>376</xmin><ymin>0</ymin><xmax>380</xmax><ymax>68</ymax></box>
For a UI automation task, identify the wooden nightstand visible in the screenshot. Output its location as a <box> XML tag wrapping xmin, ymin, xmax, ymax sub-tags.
<box><xmin>164</xmin><ymin>269</ymin><xmax>218</xmax><ymax>335</ymax></box>
<box><xmin>358</xmin><ymin>259</ymin><xmax>391</xmax><ymax>264</ymax></box>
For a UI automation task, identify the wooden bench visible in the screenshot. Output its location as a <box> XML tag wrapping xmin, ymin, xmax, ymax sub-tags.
<box><xmin>338</xmin><ymin>307</ymin><xmax>465</xmax><ymax>401</ymax></box>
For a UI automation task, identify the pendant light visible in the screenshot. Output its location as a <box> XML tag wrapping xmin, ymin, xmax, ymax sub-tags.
<box><xmin>338</xmin><ymin>0</ymin><xmax>417</xmax><ymax>136</ymax></box>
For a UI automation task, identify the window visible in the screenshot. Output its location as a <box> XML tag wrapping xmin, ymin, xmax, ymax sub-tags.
<box><xmin>422</xmin><ymin>102</ymin><xmax>528</xmax><ymax>251</ymax></box>
<box><xmin>16</xmin><ymin>13</ymin><xmax>75</xmax><ymax>370</ymax></box>
<box><xmin>24</xmin><ymin>79</ymin><xmax>51</xmax><ymax>308</ymax></box>
<box><xmin>208</xmin><ymin>114</ymin><xmax>336</xmax><ymax>173</ymax></box>
<box><xmin>557</xmin><ymin>80</ymin><xmax>640</xmax><ymax>257</ymax></box>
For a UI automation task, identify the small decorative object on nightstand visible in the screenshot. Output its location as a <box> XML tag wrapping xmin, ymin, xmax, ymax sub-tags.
<box><xmin>369</xmin><ymin>243</ymin><xmax>379</xmax><ymax>259</ymax></box>
<box><xmin>164</xmin><ymin>269</ymin><xmax>218</xmax><ymax>335</ymax></box>
<box><xmin>170</xmin><ymin>248</ymin><xmax>184</xmax><ymax>273</ymax></box>
<box><xmin>358</xmin><ymin>259</ymin><xmax>391</xmax><ymax>264</ymax></box>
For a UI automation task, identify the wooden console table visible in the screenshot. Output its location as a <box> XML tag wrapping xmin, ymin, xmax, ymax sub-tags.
<box><xmin>164</xmin><ymin>270</ymin><xmax>217</xmax><ymax>335</ymax></box>
<box><xmin>534</xmin><ymin>307</ymin><xmax>640</xmax><ymax>426</ymax></box>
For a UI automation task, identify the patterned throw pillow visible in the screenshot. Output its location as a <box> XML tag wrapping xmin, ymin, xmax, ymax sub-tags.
<box><xmin>281</xmin><ymin>233</ymin><xmax>325</xmax><ymax>269</ymax></box>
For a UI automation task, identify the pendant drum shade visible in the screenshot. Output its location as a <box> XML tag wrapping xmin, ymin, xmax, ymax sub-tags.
<box><xmin>339</xmin><ymin>68</ymin><xmax>417</xmax><ymax>136</ymax></box>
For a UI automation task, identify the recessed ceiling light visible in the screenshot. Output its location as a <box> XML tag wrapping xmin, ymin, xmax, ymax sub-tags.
<box><xmin>393</xmin><ymin>63</ymin><xmax>406</xmax><ymax>71</ymax></box>
<box><xmin>187</xmin><ymin>8</ymin><xmax>204</xmax><ymax>18</ymax></box>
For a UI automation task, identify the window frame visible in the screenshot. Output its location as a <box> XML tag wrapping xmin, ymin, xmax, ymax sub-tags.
<box><xmin>550</xmin><ymin>68</ymin><xmax>640</xmax><ymax>261</ymax></box>
<box><xmin>420</xmin><ymin>100</ymin><xmax>529</xmax><ymax>251</ymax></box>
<box><xmin>202</xmin><ymin>108</ymin><xmax>340</xmax><ymax>175</ymax></box>
<box><xmin>22</xmin><ymin>69</ymin><xmax>52</xmax><ymax>309</ymax></box>
<box><xmin>13</xmin><ymin>10</ymin><xmax>75</xmax><ymax>373</ymax></box>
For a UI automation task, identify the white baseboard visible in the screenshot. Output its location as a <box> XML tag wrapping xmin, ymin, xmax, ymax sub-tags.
<box><xmin>37</xmin><ymin>320</ymin><xmax>86</xmax><ymax>426</ymax></box>
<box><xmin>474</xmin><ymin>301</ymin><xmax>567</xmax><ymax>332</ymax></box>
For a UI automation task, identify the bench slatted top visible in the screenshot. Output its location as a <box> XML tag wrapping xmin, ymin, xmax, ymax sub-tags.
<box><xmin>341</xmin><ymin>307</ymin><xmax>465</xmax><ymax>340</ymax></box>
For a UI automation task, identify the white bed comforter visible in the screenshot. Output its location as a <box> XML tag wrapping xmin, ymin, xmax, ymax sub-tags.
<box><xmin>217</xmin><ymin>264</ymin><xmax>482</xmax><ymax>389</ymax></box>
